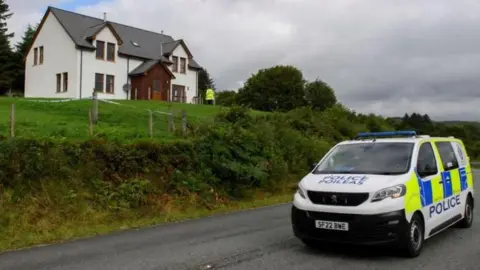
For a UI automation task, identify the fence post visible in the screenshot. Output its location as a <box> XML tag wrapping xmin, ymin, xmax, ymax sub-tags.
<box><xmin>181</xmin><ymin>110</ymin><xmax>187</xmax><ymax>135</ymax></box>
<box><xmin>168</xmin><ymin>110</ymin><xmax>175</xmax><ymax>132</ymax></box>
<box><xmin>10</xmin><ymin>104</ymin><xmax>14</xmax><ymax>138</ymax></box>
<box><xmin>88</xmin><ymin>108</ymin><xmax>93</xmax><ymax>136</ymax></box>
<box><xmin>148</xmin><ymin>110</ymin><xmax>153</xmax><ymax>137</ymax></box>
<box><xmin>92</xmin><ymin>90</ymin><xmax>98</xmax><ymax>124</ymax></box>
<box><xmin>134</xmin><ymin>88</ymin><xmax>138</xmax><ymax>100</ymax></box>
<box><xmin>148</xmin><ymin>87</ymin><xmax>151</xmax><ymax>100</ymax></box>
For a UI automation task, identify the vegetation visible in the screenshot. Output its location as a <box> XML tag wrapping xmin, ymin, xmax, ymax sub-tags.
<box><xmin>236</xmin><ymin>65</ymin><xmax>308</xmax><ymax>111</ymax></box>
<box><xmin>0</xmin><ymin>0</ymin><xmax>15</xmax><ymax>95</ymax></box>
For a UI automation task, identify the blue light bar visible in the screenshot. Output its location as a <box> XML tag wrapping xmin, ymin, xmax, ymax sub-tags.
<box><xmin>355</xmin><ymin>130</ymin><xmax>417</xmax><ymax>139</ymax></box>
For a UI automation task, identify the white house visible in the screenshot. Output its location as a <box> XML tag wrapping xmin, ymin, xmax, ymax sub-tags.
<box><xmin>24</xmin><ymin>6</ymin><xmax>203</xmax><ymax>103</ymax></box>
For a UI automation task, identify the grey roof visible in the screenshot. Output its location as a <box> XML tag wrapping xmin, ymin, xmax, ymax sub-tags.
<box><xmin>48</xmin><ymin>6</ymin><xmax>202</xmax><ymax>69</ymax></box>
<box><xmin>129</xmin><ymin>60</ymin><xmax>158</xmax><ymax>75</ymax></box>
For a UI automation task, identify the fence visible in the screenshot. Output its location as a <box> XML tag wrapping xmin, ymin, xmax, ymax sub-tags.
<box><xmin>4</xmin><ymin>97</ymin><xmax>192</xmax><ymax>140</ymax></box>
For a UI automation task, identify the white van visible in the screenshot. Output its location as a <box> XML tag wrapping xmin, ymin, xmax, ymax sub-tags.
<box><xmin>291</xmin><ymin>131</ymin><xmax>474</xmax><ymax>258</ymax></box>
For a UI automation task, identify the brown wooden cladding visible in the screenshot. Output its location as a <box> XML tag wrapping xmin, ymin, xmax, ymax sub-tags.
<box><xmin>130</xmin><ymin>63</ymin><xmax>172</xmax><ymax>100</ymax></box>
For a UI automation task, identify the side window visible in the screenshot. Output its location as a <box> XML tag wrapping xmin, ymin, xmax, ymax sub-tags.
<box><xmin>435</xmin><ymin>141</ymin><xmax>459</xmax><ymax>171</ymax></box>
<box><xmin>416</xmin><ymin>142</ymin><xmax>438</xmax><ymax>178</ymax></box>
<box><xmin>453</xmin><ymin>142</ymin><xmax>467</xmax><ymax>167</ymax></box>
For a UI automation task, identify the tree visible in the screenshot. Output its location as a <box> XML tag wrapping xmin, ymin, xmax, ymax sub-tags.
<box><xmin>236</xmin><ymin>65</ymin><xmax>306</xmax><ymax>112</ymax></box>
<box><xmin>304</xmin><ymin>79</ymin><xmax>337</xmax><ymax>111</ymax></box>
<box><xmin>12</xmin><ymin>23</ymin><xmax>37</xmax><ymax>92</ymax></box>
<box><xmin>215</xmin><ymin>90</ymin><xmax>238</xmax><ymax>107</ymax></box>
<box><xmin>0</xmin><ymin>0</ymin><xmax>14</xmax><ymax>95</ymax></box>
<box><xmin>198</xmin><ymin>68</ymin><xmax>215</xmax><ymax>103</ymax></box>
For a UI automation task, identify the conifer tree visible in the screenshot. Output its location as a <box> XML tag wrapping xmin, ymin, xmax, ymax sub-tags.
<box><xmin>0</xmin><ymin>0</ymin><xmax>14</xmax><ymax>94</ymax></box>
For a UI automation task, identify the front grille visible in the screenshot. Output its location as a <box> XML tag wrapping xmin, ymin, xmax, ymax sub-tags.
<box><xmin>292</xmin><ymin>207</ymin><xmax>401</xmax><ymax>244</ymax></box>
<box><xmin>307</xmin><ymin>191</ymin><xmax>369</xmax><ymax>206</ymax></box>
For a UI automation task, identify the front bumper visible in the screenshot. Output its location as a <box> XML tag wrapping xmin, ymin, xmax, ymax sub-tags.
<box><xmin>291</xmin><ymin>205</ymin><xmax>408</xmax><ymax>246</ymax></box>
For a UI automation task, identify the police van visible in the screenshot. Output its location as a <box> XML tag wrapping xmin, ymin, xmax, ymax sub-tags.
<box><xmin>291</xmin><ymin>131</ymin><xmax>474</xmax><ymax>257</ymax></box>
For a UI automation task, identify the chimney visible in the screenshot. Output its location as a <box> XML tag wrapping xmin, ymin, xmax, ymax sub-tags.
<box><xmin>103</xmin><ymin>12</ymin><xmax>107</xmax><ymax>22</ymax></box>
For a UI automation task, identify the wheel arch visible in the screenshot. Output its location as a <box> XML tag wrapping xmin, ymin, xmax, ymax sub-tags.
<box><xmin>412</xmin><ymin>210</ymin><xmax>425</xmax><ymax>234</ymax></box>
<box><xmin>467</xmin><ymin>192</ymin><xmax>474</xmax><ymax>209</ymax></box>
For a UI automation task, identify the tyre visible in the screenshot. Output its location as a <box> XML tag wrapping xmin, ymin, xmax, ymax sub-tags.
<box><xmin>401</xmin><ymin>213</ymin><xmax>424</xmax><ymax>258</ymax></box>
<box><xmin>458</xmin><ymin>196</ymin><xmax>474</xmax><ymax>229</ymax></box>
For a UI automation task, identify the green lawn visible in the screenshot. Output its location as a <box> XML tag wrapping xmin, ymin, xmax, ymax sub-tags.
<box><xmin>0</xmin><ymin>97</ymin><xmax>257</xmax><ymax>142</ymax></box>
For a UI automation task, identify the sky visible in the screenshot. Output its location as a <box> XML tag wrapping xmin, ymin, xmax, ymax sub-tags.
<box><xmin>5</xmin><ymin>0</ymin><xmax>480</xmax><ymax>121</ymax></box>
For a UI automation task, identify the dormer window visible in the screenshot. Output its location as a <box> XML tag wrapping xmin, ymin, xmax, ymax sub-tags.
<box><xmin>180</xmin><ymin>57</ymin><xmax>186</xmax><ymax>73</ymax></box>
<box><xmin>107</xmin><ymin>42</ymin><xmax>115</xmax><ymax>61</ymax></box>
<box><xmin>96</xmin><ymin>40</ymin><xmax>105</xmax><ymax>59</ymax></box>
<box><xmin>172</xmin><ymin>56</ymin><xmax>178</xmax><ymax>72</ymax></box>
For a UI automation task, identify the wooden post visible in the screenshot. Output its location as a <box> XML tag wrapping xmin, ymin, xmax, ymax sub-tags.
<box><xmin>181</xmin><ymin>110</ymin><xmax>187</xmax><ymax>135</ymax></box>
<box><xmin>148</xmin><ymin>110</ymin><xmax>153</xmax><ymax>137</ymax></box>
<box><xmin>134</xmin><ymin>88</ymin><xmax>138</xmax><ymax>100</ymax></box>
<box><xmin>148</xmin><ymin>87</ymin><xmax>151</xmax><ymax>100</ymax></box>
<box><xmin>168</xmin><ymin>111</ymin><xmax>175</xmax><ymax>132</ymax></box>
<box><xmin>92</xmin><ymin>90</ymin><xmax>98</xmax><ymax>124</ymax></box>
<box><xmin>88</xmin><ymin>108</ymin><xmax>93</xmax><ymax>136</ymax></box>
<box><xmin>10</xmin><ymin>104</ymin><xmax>14</xmax><ymax>138</ymax></box>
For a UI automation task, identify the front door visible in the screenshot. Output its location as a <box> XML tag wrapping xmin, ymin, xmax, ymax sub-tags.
<box><xmin>416</xmin><ymin>141</ymin><xmax>445</xmax><ymax>232</ymax></box>
<box><xmin>151</xmin><ymin>80</ymin><xmax>162</xmax><ymax>100</ymax></box>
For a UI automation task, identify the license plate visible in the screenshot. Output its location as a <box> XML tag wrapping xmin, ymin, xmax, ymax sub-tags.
<box><xmin>315</xmin><ymin>220</ymin><xmax>349</xmax><ymax>231</ymax></box>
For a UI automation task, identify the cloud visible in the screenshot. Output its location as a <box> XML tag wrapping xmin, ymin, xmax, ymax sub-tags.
<box><xmin>7</xmin><ymin>0</ymin><xmax>480</xmax><ymax>120</ymax></box>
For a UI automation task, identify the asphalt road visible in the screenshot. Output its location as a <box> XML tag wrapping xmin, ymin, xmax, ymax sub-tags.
<box><xmin>1</xmin><ymin>172</ymin><xmax>479</xmax><ymax>270</ymax></box>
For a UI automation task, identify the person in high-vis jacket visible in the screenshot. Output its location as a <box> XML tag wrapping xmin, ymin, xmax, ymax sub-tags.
<box><xmin>205</xmin><ymin>88</ymin><xmax>215</xmax><ymax>105</ymax></box>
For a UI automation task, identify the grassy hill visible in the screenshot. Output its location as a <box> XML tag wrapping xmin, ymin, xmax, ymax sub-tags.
<box><xmin>0</xmin><ymin>98</ymin><xmax>263</xmax><ymax>142</ymax></box>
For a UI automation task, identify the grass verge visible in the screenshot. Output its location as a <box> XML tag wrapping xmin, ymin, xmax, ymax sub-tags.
<box><xmin>0</xmin><ymin>186</ymin><xmax>295</xmax><ymax>253</ymax></box>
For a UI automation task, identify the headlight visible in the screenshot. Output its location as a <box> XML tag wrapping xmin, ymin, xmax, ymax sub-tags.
<box><xmin>371</xmin><ymin>184</ymin><xmax>406</xmax><ymax>202</ymax></box>
<box><xmin>296</xmin><ymin>184</ymin><xmax>307</xmax><ymax>199</ymax></box>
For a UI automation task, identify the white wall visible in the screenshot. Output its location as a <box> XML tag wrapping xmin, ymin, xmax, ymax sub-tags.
<box><xmin>25</xmin><ymin>11</ymin><xmax>78</xmax><ymax>98</ymax></box>
<box><xmin>168</xmin><ymin>44</ymin><xmax>198</xmax><ymax>103</ymax></box>
<box><xmin>79</xmin><ymin>26</ymin><xmax>143</xmax><ymax>100</ymax></box>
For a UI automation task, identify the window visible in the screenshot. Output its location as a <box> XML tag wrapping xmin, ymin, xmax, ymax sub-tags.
<box><xmin>96</xmin><ymin>41</ymin><xmax>105</xmax><ymax>59</ymax></box>
<box><xmin>95</xmin><ymin>73</ymin><xmax>104</xmax><ymax>91</ymax></box>
<box><xmin>106</xmin><ymin>75</ymin><xmax>114</xmax><ymax>93</ymax></box>
<box><xmin>39</xmin><ymin>46</ymin><xmax>44</xmax><ymax>64</ymax></box>
<box><xmin>172</xmin><ymin>84</ymin><xmax>186</xmax><ymax>102</ymax></box>
<box><xmin>63</xmin><ymin>72</ymin><xmax>68</xmax><ymax>92</ymax></box>
<box><xmin>416</xmin><ymin>142</ymin><xmax>438</xmax><ymax>178</ymax></box>
<box><xmin>172</xmin><ymin>56</ymin><xmax>178</xmax><ymax>72</ymax></box>
<box><xmin>313</xmin><ymin>142</ymin><xmax>414</xmax><ymax>175</ymax></box>
<box><xmin>453</xmin><ymin>142</ymin><xmax>468</xmax><ymax>167</ymax></box>
<box><xmin>56</xmin><ymin>74</ymin><xmax>61</xmax><ymax>92</ymax></box>
<box><xmin>435</xmin><ymin>141</ymin><xmax>459</xmax><ymax>170</ymax></box>
<box><xmin>180</xmin><ymin>57</ymin><xmax>186</xmax><ymax>73</ymax></box>
<box><xmin>34</xmin><ymin>48</ymin><xmax>38</xmax><ymax>65</ymax></box>
<box><xmin>107</xmin><ymin>43</ymin><xmax>115</xmax><ymax>61</ymax></box>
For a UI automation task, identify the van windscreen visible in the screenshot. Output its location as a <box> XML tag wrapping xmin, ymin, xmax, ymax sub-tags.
<box><xmin>313</xmin><ymin>142</ymin><xmax>415</xmax><ymax>175</ymax></box>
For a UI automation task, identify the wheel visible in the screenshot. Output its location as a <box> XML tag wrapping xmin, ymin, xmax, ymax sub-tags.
<box><xmin>458</xmin><ymin>196</ymin><xmax>474</xmax><ymax>228</ymax></box>
<box><xmin>401</xmin><ymin>213</ymin><xmax>424</xmax><ymax>258</ymax></box>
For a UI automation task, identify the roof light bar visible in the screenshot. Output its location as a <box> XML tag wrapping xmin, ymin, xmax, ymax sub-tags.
<box><xmin>354</xmin><ymin>130</ymin><xmax>417</xmax><ymax>140</ymax></box>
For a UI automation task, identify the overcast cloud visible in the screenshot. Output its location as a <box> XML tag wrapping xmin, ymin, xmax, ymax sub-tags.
<box><xmin>6</xmin><ymin>0</ymin><xmax>480</xmax><ymax>121</ymax></box>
